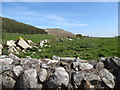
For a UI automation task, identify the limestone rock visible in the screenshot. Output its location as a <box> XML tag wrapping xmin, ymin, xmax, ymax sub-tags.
<box><xmin>99</xmin><ymin>69</ymin><xmax>115</xmax><ymax>89</ymax></box>
<box><xmin>6</xmin><ymin>40</ymin><xmax>16</xmax><ymax>47</ymax></box>
<box><xmin>2</xmin><ymin>76</ymin><xmax>16</xmax><ymax>88</ymax></box>
<box><xmin>13</xmin><ymin>65</ymin><xmax>23</xmax><ymax>77</ymax></box>
<box><xmin>47</xmin><ymin>67</ymin><xmax>69</xmax><ymax>88</ymax></box>
<box><xmin>52</xmin><ymin>55</ymin><xmax>60</xmax><ymax>61</ymax></box>
<box><xmin>38</xmin><ymin>68</ymin><xmax>48</xmax><ymax>82</ymax></box>
<box><xmin>0</xmin><ymin>58</ymin><xmax>13</xmax><ymax>65</ymax></box>
<box><xmin>16</xmin><ymin>37</ymin><xmax>32</xmax><ymax>49</ymax></box>
<box><xmin>79</xmin><ymin>63</ymin><xmax>93</xmax><ymax>70</ymax></box>
<box><xmin>19</xmin><ymin>69</ymin><xmax>37</xmax><ymax>88</ymax></box>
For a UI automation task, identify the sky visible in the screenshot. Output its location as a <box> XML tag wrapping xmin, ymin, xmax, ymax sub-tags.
<box><xmin>2</xmin><ymin>2</ymin><xmax>118</xmax><ymax>37</ymax></box>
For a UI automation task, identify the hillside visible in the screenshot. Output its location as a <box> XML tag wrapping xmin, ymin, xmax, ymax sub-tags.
<box><xmin>1</xmin><ymin>17</ymin><xmax>47</xmax><ymax>34</ymax></box>
<box><xmin>44</xmin><ymin>28</ymin><xmax>75</xmax><ymax>37</ymax></box>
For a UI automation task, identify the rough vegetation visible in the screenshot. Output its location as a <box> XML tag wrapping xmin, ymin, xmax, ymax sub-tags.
<box><xmin>2</xmin><ymin>34</ymin><xmax>119</xmax><ymax>60</ymax></box>
<box><xmin>1</xmin><ymin>17</ymin><xmax>47</xmax><ymax>34</ymax></box>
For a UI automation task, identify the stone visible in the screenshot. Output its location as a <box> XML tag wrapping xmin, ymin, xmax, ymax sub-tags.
<box><xmin>102</xmin><ymin>57</ymin><xmax>117</xmax><ymax>69</ymax></box>
<box><xmin>72</xmin><ymin>71</ymin><xmax>83</xmax><ymax>88</ymax></box>
<box><xmin>60</xmin><ymin>57</ymin><xmax>76</xmax><ymax>62</ymax></box>
<box><xmin>72</xmin><ymin>62</ymin><xmax>79</xmax><ymax>71</ymax></box>
<box><xmin>38</xmin><ymin>68</ymin><xmax>48</xmax><ymax>82</ymax></box>
<box><xmin>13</xmin><ymin>65</ymin><xmax>23</xmax><ymax>77</ymax></box>
<box><xmin>9</xmin><ymin>53</ymin><xmax>20</xmax><ymax>60</ymax></box>
<box><xmin>19</xmin><ymin>69</ymin><xmax>37</xmax><ymax>88</ymax></box>
<box><xmin>0</xmin><ymin>58</ymin><xmax>13</xmax><ymax>65</ymax></box>
<box><xmin>72</xmin><ymin>71</ymin><xmax>101</xmax><ymax>89</ymax></box>
<box><xmin>2</xmin><ymin>65</ymin><xmax>14</xmax><ymax>72</ymax></box>
<box><xmin>47</xmin><ymin>67</ymin><xmax>69</xmax><ymax>88</ymax></box>
<box><xmin>47</xmin><ymin>60</ymin><xmax>59</xmax><ymax>65</ymax></box>
<box><xmin>16</xmin><ymin>37</ymin><xmax>32</xmax><ymax>49</ymax></box>
<box><xmin>6</xmin><ymin>40</ymin><xmax>16</xmax><ymax>47</ymax></box>
<box><xmin>111</xmin><ymin>57</ymin><xmax>120</xmax><ymax>67</ymax></box>
<box><xmin>0</xmin><ymin>55</ymin><xmax>7</xmax><ymax>59</ymax></box>
<box><xmin>52</xmin><ymin>55</ymin><xmax>60</xmax><ymax>61</ymax></box>
<box><xmin>79</xmin><ymin>63</ymin><xmax>93</xmax><ymax>70</ymax></box>
<box><xmin>99</xmin><ymin>69</ymin><xmax>115</xmax><ymax>89</ymax></box>
<box><xmin>95</xmin><ymin>61</ymin><xmax>104</xmax><ymax>70</ymax></box>
<box><xmin>2</xmin><ymin>76</ymin><xmax>16</xmax><ymax>88</ymax></box>
<box><xmin>8</xmin><ymin>46</ymin><xmax>18</xmax><ymax>54</ymax></box>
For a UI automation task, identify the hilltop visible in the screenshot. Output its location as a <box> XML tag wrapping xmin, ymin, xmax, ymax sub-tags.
<box><xmin>1</xmin><ymin>17</ymin><xmax>47</xmax><ymax>34</ymax></box>
<box><xmin>44</xmin><ymin>28</ymin><xmax>75</xmax><ymax>37</ymax></box>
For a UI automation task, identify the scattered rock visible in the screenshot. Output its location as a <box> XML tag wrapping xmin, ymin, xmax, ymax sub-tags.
<box><xmin>16</xmin><ymin>37</ymin><xmax>32</xmax><ymax>49</ymax></box>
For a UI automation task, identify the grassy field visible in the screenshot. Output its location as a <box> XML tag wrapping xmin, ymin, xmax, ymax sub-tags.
<box><xmin>2</xmin><ymin>33</ymin><xmax>60</xmax><ymax>44</ymax></box>
<box><xmin>2</xmin><ymin>33</ymin><xmax>119</xmax><ymax>60</ymax></box>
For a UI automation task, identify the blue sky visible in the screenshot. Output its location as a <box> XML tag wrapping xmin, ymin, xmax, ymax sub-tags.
<box><xmin>2</xmin><ymin>2</ymin><xmax>118</xmax><ymax>37</ymax></box>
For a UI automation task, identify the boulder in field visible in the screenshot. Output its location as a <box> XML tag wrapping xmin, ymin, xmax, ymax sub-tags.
<box><xmin>6</xmin><ymin>40</ymin><xmax>16</xmax><ymax>47</ymax></box>
<box><xmin>16</xmin><ymin>37</ymin><xmax>32</xmax><ymax>49</ymax></box>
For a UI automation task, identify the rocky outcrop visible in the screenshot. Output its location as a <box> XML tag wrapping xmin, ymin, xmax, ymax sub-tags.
<box><xmin>1</xmin><ymin>55</ymin><xmax>120</xmax><ymax>90</ymax></box>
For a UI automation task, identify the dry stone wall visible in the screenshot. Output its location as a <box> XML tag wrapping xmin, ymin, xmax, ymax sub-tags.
<box><xmin>0</xmin><ymin>54</ymin><xmax>120</xmax><ymax>90</ymax></box>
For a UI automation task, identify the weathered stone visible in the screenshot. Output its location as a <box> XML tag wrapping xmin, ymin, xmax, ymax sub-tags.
<box><xmin>8</xmin><ymin>53</ymin><xmax>20</xmax><ymax>60</ymax></box>
<box><xmin>99</xmin><ymin>69</ymin><xmax>115</xmax><ymax>89</ymax></box>
<box><xmin>38</xmin><ymin>68</ymin><xmax>48</xmax><ymax>82</ymax></box>
<box><xmin>2</xmin><ymin>76</ymin><xmax>16</xmax><ymax>88</ymax></box>
<box><xmin>13</xmin><ymin>65</ymin><xmax>23</xmax><ymax>77</ymax></box>
<box><xmin>16</xmin><ymin>37</ymin><xmax>32</xmax><ymax>49</ymax></box>
<box><xmin>47</xmin><ymin>60</ymin><xmax>59</xmax><ymax>65</ymax></box>
<box><xmin>103</xmin><ymin>57</ymin><xmax>117</xmax><ymax>69</ymax></box>
<box><xmin>52</xmin><ymin>55</ymin><xmax>60</xmax><ymax>61</ymax></box>
<box><xmin>60</xmin><ymin>57</ymin><xmax>76</xmax><ymax>62</ymax></box>
<box><xmin>72</xmin><ymin>71</ymin><xmax>101</xmax><ymax>89</ymax></box>
<box><xmin>6</xmin><ymin>40</ymin><xmax>16</xmax><ymax>47</ymax></box>
<box><xmin>0</xmin><ymin>55</ymin><xmax>7</xmax><ymax>59</ymax></box>
<box><xmin>79</xmin><ymin>63</ymin><xmax>93</xmax><ymax>70</ymax></box>
<box><xmin>47</xmin><ymin>67</ymin><xmax>69</xmax><ymax>88</ymax></box>
<box><xmin>0</xmin><ymin>58</ymin><xmax>13</xmax><ymax>65</ymax></box>
<box><xmin>2</xmin><ymin>65</ymin><xmax>14</xmax><ymax>72</ymax></box>
<box><xmin>112</xmin><ymin>57</ymin><xmax>120</xmax><ymax>67</ymax></box>
<box><xmin>95</xmin><ymin>61</ymin><xmax>104</xmax><ymax>70</ymax></box>
<box><xmin>19</xmin><ymin>69</ymin><xmax>37</xmax><ymax>88</ymax></box>
<box><xmin>72</xmin><ymin>71</ymin><xmax>83</xmax><ymax>88</ymax></box>
<box><xmin>8</xmin><ymin>46</ymin><xmax>18</xmax><ymax>54</ymax></box>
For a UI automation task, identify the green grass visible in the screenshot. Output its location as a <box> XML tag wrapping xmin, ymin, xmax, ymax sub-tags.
<box><xmin>2</xmin><ymin>33</ymin><xmax>60</xmax><ymax>44</ymax></box>
<box><xmin>2</xmin><ymin>33</ymin><xmax>120</xmax><ymax>60</ymax></box>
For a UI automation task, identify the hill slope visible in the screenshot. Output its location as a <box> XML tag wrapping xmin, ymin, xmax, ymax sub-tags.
<box><xmin>44</xmin><ymin>28</ymin><xmax>75</xmax><ymax>37</ymax></box>
<box><xmin>1</xmin><ymin>17</ymin><xmax>47</xmax><ymax>34</ymax></box>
